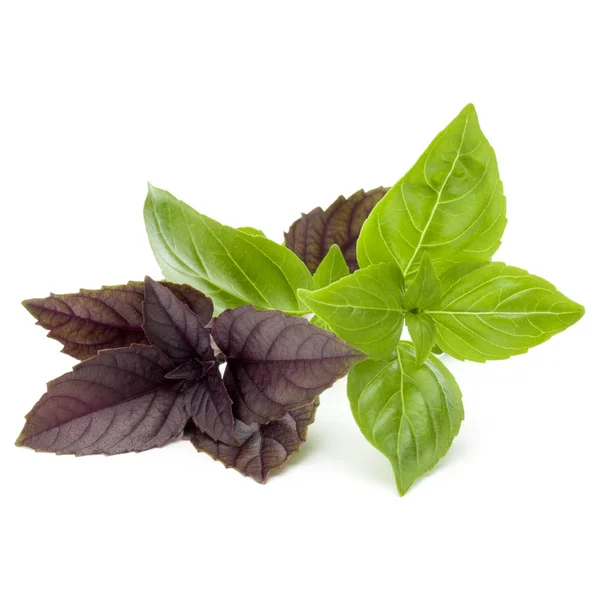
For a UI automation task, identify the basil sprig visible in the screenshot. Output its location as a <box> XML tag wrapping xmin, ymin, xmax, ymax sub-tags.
<box><xmin>299</xmin><ymin>104</ymin><xmax>583</xmax><ymax>493</ymax></box>
<box><xmin>19</xmin><ymin>103</ymin><xmax>584</xmax><ymax>496</ymax></box>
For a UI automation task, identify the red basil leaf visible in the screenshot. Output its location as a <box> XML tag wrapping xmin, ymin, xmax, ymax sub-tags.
<box><xmin>191</xmin><ymin>399</ymin><xmax>319</xmax><ymax>483</ymax></box>
<box><xmin>143</xmin><ymin>277</ymin><xmax>213</xmax><ymax>364</ymax></box>
<box><xmin>212</xmin><ymin>306</ymin><xmax>364</xmax><ymax>425</ymax></box>
<box><xmin>22</xmin><ymin>281</ymin><xmax>213</xmax><ymax>360</ymax></box>
<box><xmin>142</xmin><ymin>277</ymin><xmax>235</xmax><ymax>444</ymax></box>
<box><xmin>15</xmin><ymin>344</ymin><xmax>189</xmax><ymax>455</ymax></box>
<box><xmin>181</xmin><ymin>368</ymin><xmax>237</xmax><ymax>445</ymax></box>
<box><xmin>284</xmin><ymin>186</ymin><xmax>389</xmax><ymax>273</ymax></box>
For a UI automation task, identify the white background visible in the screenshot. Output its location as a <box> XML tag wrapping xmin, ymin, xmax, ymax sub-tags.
<box><xmin>1</xmin><ymin>1</ymin><xmax>598</xmax><ymax>598</ymax></box>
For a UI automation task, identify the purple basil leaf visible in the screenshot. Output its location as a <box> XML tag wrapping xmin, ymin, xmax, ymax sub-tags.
<box><xmin>22</xmin><ymin>281</ymin><xmax>213</xmax><ymax>360</ymax></box>
<box><xmin>180</xmin><ymin>367</ymin><xmax>237</xmax><ymax>445</ymax></box>
<box><xmin>191</xmin><ymin>399</ymin><xmax>319</xmax><ymax>483</ymax></box>
<box><xmin>142</xmin><ymin>278</ymin><xmax>236</xmax><ymax>444</ymax></box>
<box><xmin>15</xmin><ymin>344</ymin><xmax>191</xmax><ymax>455</ymax></box>
<box><xmin>143</xmin><ymin>277</ymin><xmax>213</xmax><ymax>364</ymax></box>
<box><xmin>284</xmin><ymin>186</ymin><xmax>389</xmax><ymax>273</ymax></box>
<box><xmin>212</xmin><ymin>306</ymin><xmax>365</xmax><ymax>425</ymax></box>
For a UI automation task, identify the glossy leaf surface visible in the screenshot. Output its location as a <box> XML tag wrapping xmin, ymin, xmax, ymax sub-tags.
<box><xmin>23</xmin><ymin>281</ymin><xmax>212</xmax><ymax>360</ymax></box>
<box><xmin>357</xmin><ymin>104</ymin><xmax>506</xmax><ymax>279</ymax></box>
<box><xmin>144</xmin><ymin>184</ymin><xmax>313</xmax><ymax>314</ymax></box>
<box><xmin>298</xmin><ymin>263</ymin><xmax>405</xmax><ymax>360</ymax></box>
<box><xmin>347</xmin><ymin>342</ymin><xmax>463</xmax><ymax>495</ymax></box>
<box><xmin>285</xmin><ymin>186</ymin><xmax>389</xmax><ymax>273</ymax></box>
<box><xmin>429</xmin><ymin>263</ymin><xmax>585</xmax><ymax>361</ymax></box>
<box><xmin>212</xmin><ymin>306</ymin><xmax>364</xmax><ymax>424</ymax></box>
<box><xmin>191</xmin><ymin>399</ymin><xmax>319</xmax><ymax>483</ymax></box>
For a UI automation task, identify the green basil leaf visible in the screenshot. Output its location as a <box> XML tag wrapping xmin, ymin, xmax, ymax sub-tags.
<box><xmin>357</xmin><ymin>104</ymin><xmax>506</xmax><ymax>279</ymax></box>
<box><xmin>402</xmin><ymin>252</ymin><xmax>441</xmax><ymax>310</ymax></box>
<box><xmin>237</xmin><ymin>226</ymin><xmax>266</xmax><ymax>237</ymax></box>
<box><xmin>312</xmin><ymin>244</ymin><xmax>350</xmax><ymax>290</ymax></box>
<box><xmin>347</xmin><ymin>342</ymin><xmax>463</xmax><ymax>495</ymax></box>
<box><xmin>298</xmin><ymin>262</ymin><xmax>405</xmax><ymax>360</ymax></box>
<box><xmin>405</xmin><ymin>312</ymin><xmax>437</xmax><ymax>367</ymax></box>
<box><xmin>429</xmin><ymin>262</ymin><xmax>585</xmax><ymax>361</ymax></box>
<box><xmin>144</xmin><ymin>184</ymin><xmax>313</xmax><ymax>314</ymax></box>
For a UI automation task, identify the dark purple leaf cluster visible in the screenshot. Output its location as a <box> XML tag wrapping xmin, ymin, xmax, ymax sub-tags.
<box><xmin>19</xmin><ymin>279</ymin><xmax>364</xmax><ymax>482</ymax></box>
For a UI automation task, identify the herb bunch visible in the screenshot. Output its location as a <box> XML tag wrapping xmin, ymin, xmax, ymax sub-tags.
<box><xmin>20</xmin><ymin>278</ymin><xmax>363</xmax><ymax>481</ymax></box>
<box><xmin>19</xmin><ymin>104</ymin><xmax>584</xmax><ymax>495</ymax></box>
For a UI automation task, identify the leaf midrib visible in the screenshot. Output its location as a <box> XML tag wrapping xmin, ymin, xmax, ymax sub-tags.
<box><xmin>403</xmin><ymin>111</ymin><xmax>470</xmax><ymax>275</ymax></box>
<box><xmin>29</xmin><ymin>304</ymin><xmax>143</xmax><ymax>332</ymax></box>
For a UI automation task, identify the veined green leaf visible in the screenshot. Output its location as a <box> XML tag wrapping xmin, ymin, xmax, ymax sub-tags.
<box><xmin>405</xmin><ymin>312</ymin><xmax>437</xmax><ymax>366</ymax></box>
<box><xmin>312</xmin><ymin>244</ymin><xmax>349</xmax><ymax>290</ymax></box>
<box><xmin>357</xmin><ymin>104</ymin><xmax>506</xmax><ymax>279</ymax></box>
<box><xmin>347</xmin><ymin>342</ymin><xmax>463</xmax><ymax>495</ymax></box>
<box><xmin>298</xmin><ymin>263</ymin><xmax>405</xmax><ymax>360</ymax></box>
<box><xmin>144</xmin><ymin>184</ymin><xmax>313</xmax><ymax>314</ymax></box>
<box><xmin>402</xmin><ymin>252</ymin><xmax>441</xmax><ymax>310</ymax></box>
<box><xmin>429</xmin><ymin>262</ymin><xmax>585</xmax><ymax>361</ymax></box>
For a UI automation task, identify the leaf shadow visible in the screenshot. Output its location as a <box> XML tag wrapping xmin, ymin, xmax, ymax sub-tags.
<box><xmin>267</xmin><ymin>430</ymin><xmax>324</xmax><ymax>483</ymax></box>
<box><xmin>280</xmin><ymin>424</ymin><xmax>394</xmax><ymax>492</ymax></box>
<box><xmin>404</xmin><ymin>434</ymin><xmax>470</xmax><ymax>493</ymax></box>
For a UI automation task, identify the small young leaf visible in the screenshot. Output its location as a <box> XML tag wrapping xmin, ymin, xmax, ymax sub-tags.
<box><xmin>347</xmin><ymin>342</ymin><xmax>464</xmax><ymax>495</ymax></box>
<box><xmin>144</xmin><ymin>184</ymin><xmax>313</xmax><ymax>314</ymax></box>
<box><xmin>429</xmin><ymin>262</ymin><xmax>585</xmax><ymax>361</ymax></box>
<box><xmin>22</xmin><ymin>281</ymin><xmax>213</xmax><ymax>360</ymax></box>
<box><xmin>405</xmin><ymin>312</ymin><xmax>437</xmax><ymax>366</ymax></box>
<box><xmin>298</xmin><ymin>262</ymin><xmax>405</xmax><ymax>360</ymax></box>
<box><xmin>191</xmin><ymin>399</ymin><xmax>319</xmax><ymax>483</ymax></box>
<box><xmin>165</xmin><ymin>359</ymin><xmax>214</xmax><ymax>380</ymax></box>
<box><xmin>402</xmin><ymin>252</ymin><xmax>441</xmax><ymax>311</ymax></box>
<box><xmin>143</xmin><ymin>277</ymin><xmax>213</xmax><ymax>363</ymax></box>
<box><xmin>16</xmin><ymin>345</ymin><xmax>186</xmax><ymax>454</ymax></box>
<box><xmin>357</xmin><ymin>104</ymin><xmax>506</xmax><ymax>279</ymax></box>
<box><xmin>312</xmin><ymin>244</ymin><xmax>349</xmax><ymax>290</ymax></box>
<box><xmin>284</xmin><ymin>186</ymin><xmax>389</xmax><ymax>273</ymax></box>
<box><xmin>309</xmin><ymin>245</ymin><xmax>348</xmax><ymax>330</ymax></box>
<box><xmin>211</xmin><ymin>306</ymin><xmax>364</xmax><ymax>424</ymax></box>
